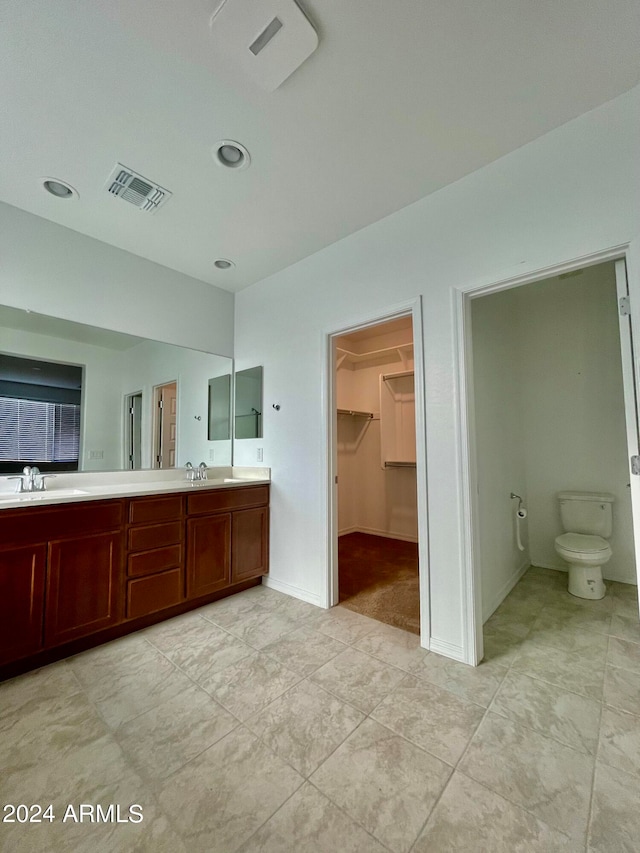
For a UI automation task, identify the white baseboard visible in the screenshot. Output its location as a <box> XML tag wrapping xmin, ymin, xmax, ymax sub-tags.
<box><xmin>428</xmin><ymin>637</ymin><xmax>467</xmax><ymax>663</ymax></box>
<box><xmin>532</xmin><ymin>560</ymin><xmax>637</xmax><ymax>586</ymax></box>
<box><xmin>339</xmin><ymin>526</ymin><xmax>418</xmax><ymax>543</ymax></box>
<box><xmin>483</xmin><ymin>558</ymin><xmax>531</xmax><ymax>623</ymax></box>
<box><xmin>262</xmin><ymin>576</ymin><xmax>325</xmax><ymax>608</ymax></box>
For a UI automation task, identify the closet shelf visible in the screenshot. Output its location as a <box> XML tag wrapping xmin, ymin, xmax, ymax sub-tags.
<box><xmin>382</xmin><ymin>369</ymin><xmax>414</xmax><ymax>381</ymax></box>
<box><xmin>336</xmin><ymin>342</ymin><xmax>413</xmax><ymax>368</ymax></box>
<box><xmin>337</xmin><ymin>408</ymin><xmax>374</xmax><ymax>419</ymax></box>
<box><xmin>384</xmin><ymin>461</ymin><xmax>417</xmax><ymax>468</ymax></box>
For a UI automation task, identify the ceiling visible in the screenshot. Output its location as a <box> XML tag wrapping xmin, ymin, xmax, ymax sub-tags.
<box><xmin>2</xmin><ymin>1</ymin><xmax>639</xmax><ymax>293</ymax></box>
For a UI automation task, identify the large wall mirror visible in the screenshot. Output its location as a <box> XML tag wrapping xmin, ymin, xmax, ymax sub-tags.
<box><xmin>0</xmin><ymin>305</ymin><xmax>233</xmax><ymax>473</ymax></box>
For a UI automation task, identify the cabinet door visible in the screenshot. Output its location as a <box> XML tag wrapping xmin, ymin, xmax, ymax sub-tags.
<box><xmin>0</xmin><ymin>545</ymin><xmax>46</xmax><ymax>665</ymax></box>
<box><xmin>186</xmin><ymin>513</ymin><xmax>231</xmax><ymax>598</ymax></box>
<box><xmin>231</xmin><ymin>507</ymin><xmax>269</xmax><ymax>583</ymax></box>
<box><xmin>45</xmin><ymin>532</ymin><xmax>123</xmax><ymax>646</ymax></box>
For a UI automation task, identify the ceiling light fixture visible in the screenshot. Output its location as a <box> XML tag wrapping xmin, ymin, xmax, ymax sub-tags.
<box><xmin>214</xmin><ymin>259</ymin><xmax>235</xmax><ymax>270</ymax></box>
<box><xmin>42</xmin><ymin>178</ymin><xmax>78</xmax><ymax>200</ymax></box>
<box><xmin>213</xmin><ymin>140</ymin><xmax>251</xmax><ymax>170</ymax></box>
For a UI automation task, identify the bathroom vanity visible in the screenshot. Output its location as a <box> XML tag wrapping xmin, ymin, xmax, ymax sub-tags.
<box><xmin>0</xmin><ymin>470</ymin><xmax>269</xmax><ymax>679</ymax></box>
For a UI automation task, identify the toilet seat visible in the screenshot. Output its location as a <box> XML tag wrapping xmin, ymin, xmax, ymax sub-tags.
<box><xmin>555</xmin><ymin>533</ymin><xmax>610</xmax><ymax>554</ymax></box>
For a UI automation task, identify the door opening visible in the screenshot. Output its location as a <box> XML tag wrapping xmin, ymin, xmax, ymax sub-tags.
<box><xmin>463</xmin><ymin>256</ymin><xmax>639</xmax><ymax>666</ymax></box>
<box><xmin>152</xmin><ymin>381</ymin><xmax>177</xmax><ymax>469</ymax></box>
<box><xmin>332</xmin><ymin>315</ymin><xmax>421</xmax><ymax>634</ymax></box>
<box><xmin>125</xmin><ymin>392</ymin><xmax>142</xmax><ymax>470</ymax></box>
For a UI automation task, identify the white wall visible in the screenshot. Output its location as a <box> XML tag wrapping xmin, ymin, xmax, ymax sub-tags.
<box><xmin>337</xmin><ymin>344</ymin><xmax>417</xmax><ymax>542</ymax></box>
<box><xmin>471</xmin><ymin>289</ymin><xmax>530</xmax><ymax>621</ymax></box>
<box><xmin>122</xmin><ymin>340</ymin><xmax>232</xmax><ymax>469</ymax></box>
<box><xmin>0</xmin><ymin>325</ymin><xmax>124</xmax><ymax>470</ymax></box>
<box><xmin>518</xmin><ymin>265</ymin><xmax>635</xmax><ymax>583</ymax></box>
<box><xmin>234</xmin><ymin>85</ymin><xmax>640</xmax><ymax>657</ymax></box>
<box><xmin>0</xmin><ymin>202</ymin><xmax>234</xmax><ymax>357</ymax></box>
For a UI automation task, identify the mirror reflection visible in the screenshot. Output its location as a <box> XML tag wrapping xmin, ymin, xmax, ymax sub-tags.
<box><xmin>0</xmin><ymin>305</ymin><xmax>233</xmax><ymax>472</ymax></box>
<box><xmin>235</xmin><ymin>366</ymin><xmax>263</xmax><ymax>439</ymax></box>
<box><xmin>208</xmin><ymin>374</ymin><xmax>231</xmax><ymax>441</ymax></box>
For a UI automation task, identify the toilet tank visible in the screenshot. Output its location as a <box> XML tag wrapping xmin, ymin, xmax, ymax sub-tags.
<box><xmin>558</xmin><ymin>491</ymin><xmax>615</xmax><ymax>537</ymax></box>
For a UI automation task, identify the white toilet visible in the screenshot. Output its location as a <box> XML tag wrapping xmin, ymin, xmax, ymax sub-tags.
<box><xmin>554</xmin><ymin>491</ymin><xmax>615</xmax><ymax>600</ymax></box>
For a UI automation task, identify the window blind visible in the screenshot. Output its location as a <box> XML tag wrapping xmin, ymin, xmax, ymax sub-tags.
<box><xmin>0</xmin><ymin>397</ymin><xmax>80</xmax><ymax>463</ymax></box>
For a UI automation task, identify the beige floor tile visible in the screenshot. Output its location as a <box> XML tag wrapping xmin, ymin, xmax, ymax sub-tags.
<box><xmin>311</xmin><ymin>718</ymin><xmax>451</xmax><ymax>853</ymax></box>
<box><xmin>145</xmin><ymin>613</ymin><xmax>254</xmax><ymax>682</ymax></box>
<box><xmin>612</xmin><ymin>595</ymin><xmax>640</xmax><ymax>619</ymax></box>
<box><xmin>157</xmin><ymin>726</ymin><xmax>303</xmax><ymax>853</ymax></box>
<box><xmin>310</xmin><ymin>646</ymin><xmax>406</xmax><ymax>713</ymax></box>
<box><xmin>482</xmin><ymin>624</ymin><xmax>526</xmax><ymax>666</ymax></box>
<box><xmin>609</xmin><ymin>613</ymin><xmax>640</xmax><ymax>644</ymax></box>
<box><xmin>260</xmin><ymin>592</ymin><xmax>323</xmax><ymax>622</ymax></box>
<box><xmin>459</xmin><ymin>712</ymin><xmax>594</xmax><ymax>840</ymax></box>
<box><xmin>66</xmin><ymin>633</ymin><xmax>152</xmax><ymax>686</ymax></box>
<box><xmin>198</xmin><ymin>591</ymin><xmax>271</xmax><ymax>625</ymax></box>
<box><xmin>527</xmin><ymin>612</ymin><xmax>610</xmax><ymax>655</ymax></box>
<box><xmin>245</xmin><ymin>679</ymin><xmax>364</xmax><ymax>776</ymax></box>
<box><xmin>408</xmin><ymin>651</ymin><xmax>507</xmax><ymax>707</ymax></box>
<box><xmin>237</xmin><ymin>781</ymin><xmax>388</xmax><ymax>853</ymax></box>
<box><xmin>206</xmin><ymin>604</ymin><xmax>301</xmax><ymax>649</ymax></box>
<box><xmin>603</xmin><ymin>664</ymin><xmax>640</xmax><ymax>715</ymax></box>
<box><xmin>588</xmin><ymin>762</ymin><xmax>640</xmax><ymax>852</ymax></box>
<box><xmin>0</xmin><ymin>689</ymin><xmax>109</xmax><ymax>772</ymax></box>
<box><xmin>0</xmin><ymin>662</ymin><xmax>81</xmax><ymax>722</ymax></box>
<box><xmin>483</xmin><ymin>607</ymin><xmax>539</xmax><ymax>639</ymax></box>
<box><xmin>70</xmin><ymin>642</ymin><xmax>194</xmax><ymax>730</ymax></box>
<box><xmin>414</xmin><ymin>771</ymin><xmax>579</xmax><ymax>852</ymax></box>
<box><xmin>262</xmin><ymin>624</ymin><xmax>347</xmax><ymax>676</ymax></box>
<box><xmin>536</xmin><ymin>605</ymin><xmax>612</xmax><ymax>636</ymax></box>
<box><xmin>511</xmin><ymin>639</ymin><xmax>606</xmax><ymax>700</ymax></box>
<box><xmin>371</xmin><ymin>675</ymin><xmax>484</xmax><ymax>765</ymax></box>
<box><xmin>202</xmin><ymin>651</ymin><xmax>301</xmax><ymax>720</ymax></box>
<box><xmin>311</xmin><ymin>606</ymin><xmax>381</xmax><ymax>645</ymax></box>
<box><xmin>607</xmin><ymin>635</ymin><xmax>640</xmax><ymax>674</ymax></box>
<box><xmin>550</xmin><ymin>589</ymin><xmax>615</xmax><ymax>614</ymax></box>
<box><xmin>354</xmin><ymin>622</ymin><xmax>430</xmax><ymax>672</ymax></box>
<box><xmin>490</xmin><ymin>670</ymin><xmax>601</xmax><ymax>755</ymax></box>
<box><xmin>598</xmin><ymin>705</ymin><xmax>640</xmax><ymax>778</ymax></box>
<box><xmin>609</xmin><ymin>581</ymin><xmax>639</xmax><ymax>602</ymax></box>
<box><xmin>115</xmin><ymin>682</ymin><xmax>239</xmax><ymax>783</ymax></box>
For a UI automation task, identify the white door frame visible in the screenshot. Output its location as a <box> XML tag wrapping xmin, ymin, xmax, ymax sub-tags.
<box><xmin>455</xmin><ymin>243</ymin><xmax>639</xmax><ymax>665</ymax></box>
<box><xmin>324</xmin><ymin>296</ymin><xmax>431</xmax><ymax>649</ymax></box>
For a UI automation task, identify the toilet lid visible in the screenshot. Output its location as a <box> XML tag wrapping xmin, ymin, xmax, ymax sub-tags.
<box><xmin>556</xmin><ymin>533</ymin><xmax>610</xmax><ymax>553</ymax></box>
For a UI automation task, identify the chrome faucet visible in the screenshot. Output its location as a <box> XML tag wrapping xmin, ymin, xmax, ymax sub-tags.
<box><xmin>9</xmin><ymin>466</ymin><xmax>51</xmax><ymax>493</ymax></box>
<box><xmin>185</xmin><ymin>461</ymin><xmax>208</xmax><ymax>482</ymax></box>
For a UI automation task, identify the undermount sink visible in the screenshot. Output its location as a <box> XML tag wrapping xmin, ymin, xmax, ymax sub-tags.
<box><xmin>0</xmin><ymin>488</ymin><xmax>90</xmax><ymax>502</ymax></box>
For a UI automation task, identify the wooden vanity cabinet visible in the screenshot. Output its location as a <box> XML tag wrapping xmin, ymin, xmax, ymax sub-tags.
<box><xmin>126</xmin><ymin>494</ymin><xmax>185</xmax><ymax>619</ymax></box>
<box><xmin>0</xmin><ymin>500</ymin><xmax>125</xmax><ymax>658</ymax></box>
<box><xmin>0</xmin><ymin>484</ymin><xmax>269</xmax><ymax>679</ymax></box>
<box><xmin>186</xmin><ymin>485</ymin><xmax>269</xmax><ymax>594</ymax></box>
<box><xmin>0</xmin><ymin>545</ymin><xmax>46</xmax><ymax>665</ymax></box>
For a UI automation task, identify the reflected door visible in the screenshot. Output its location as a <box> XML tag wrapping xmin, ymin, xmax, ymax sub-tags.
<box><xmin>153</xmin><ymin>381</ymin><xmax>177</xmax><ymax>469</ymax></box>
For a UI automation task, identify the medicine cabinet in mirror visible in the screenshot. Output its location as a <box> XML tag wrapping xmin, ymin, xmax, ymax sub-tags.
<box><xmin>0</xmin><ymin>305</ymin><xmax>233</xmax><ymax>472</ymax></box>
<box><xmin>234</xmin><ymin>366</ymin><xmax>263</xmax><ymax>439</ymax></box>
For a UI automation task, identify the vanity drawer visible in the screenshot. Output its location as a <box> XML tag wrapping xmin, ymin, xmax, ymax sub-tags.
<box><xmin>126</xmin><ymin>568</ymin><xmax>183</xmax><ymax>619</ymax></box>
<box><xmin>187</xmin><ymin>485</ymin><xmax>269</xmax><ymax>516</ymax></box>
<box><xmin>0</xmin><ymin>500</ymin><xmax>124</xmax><ymax>548</ymax></box>
<box><xmin>128</xmin><ymin>494</ymin><xmax>184</xmax><ymax>525</ymax></box>
<box><xmin>128</xmin><ymin>521</ymin><xmax>182</xmax><ymax>552</ymax></box>
<box><xmin>128</xmin><ymin>544</ymin><xmax>182</xmax><ymax>578</ymax></box>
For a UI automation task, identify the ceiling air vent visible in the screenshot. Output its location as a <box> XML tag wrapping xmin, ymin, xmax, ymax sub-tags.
<box><xmin>105</xmin><ymin>164</ymin><xmax>172</xmax><ymax>214</ymax></box>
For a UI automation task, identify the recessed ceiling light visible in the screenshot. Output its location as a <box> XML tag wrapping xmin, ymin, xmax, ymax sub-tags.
<box><xmin>214</xmin><ymin>259</ymin><xmax>235</xmax><ymax>270</ymax></box>
<box><xmin>212</xmin><ymin>140</ymin><xmax>251</xmax><ymax>170</ymax></box>
<box><xmin>42</xmin><ymin>178</ymin><xmax>79</xmax><ymax>200</ymax></box>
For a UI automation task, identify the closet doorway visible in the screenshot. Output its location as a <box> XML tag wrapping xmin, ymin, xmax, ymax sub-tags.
<box><xmin>333</xmin><ymin>316</ymin><xmax>420</xmax><ymax>633</ymax></box>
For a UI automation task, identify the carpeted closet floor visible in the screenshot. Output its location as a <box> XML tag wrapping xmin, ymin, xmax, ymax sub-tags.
<box><xmin>338</xmin><ymin>532</ymin><xmax>420</xmax><ymax>634</ymax></box>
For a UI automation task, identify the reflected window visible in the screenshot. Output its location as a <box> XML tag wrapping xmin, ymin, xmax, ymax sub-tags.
<box><xmin>0</xmin><ymin>354</ymin><xmax>82</xmax><ymax>473</ymax></box>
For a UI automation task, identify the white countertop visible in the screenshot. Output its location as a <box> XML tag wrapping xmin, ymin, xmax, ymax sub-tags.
<box><xmin>0</xmin><ymin>467</ymin><xmax>270</xmax><ymax>510</ymax></box>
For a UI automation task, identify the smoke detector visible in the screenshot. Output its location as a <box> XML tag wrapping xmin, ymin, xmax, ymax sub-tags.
<box><xmin>105</xmin><ymin>164</ymin><xmax>172</xmax><ymax>213</ymax></box>
<box><xmin>209</xmin><ymin>0</ymin><xmax>318</xmax><ymax>92</ymax></box>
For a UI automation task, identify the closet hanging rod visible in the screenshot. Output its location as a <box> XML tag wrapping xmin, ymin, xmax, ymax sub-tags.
<box><xmin>337</xmin><ymin>408</ymin><xmax>373</xmax><ymax>419</ymax></box>
<box><xmin>382</xmin><ymin>369</ymin><xmax>414</xmax><ymax>381</ymax></box>
<box><xmin>384</xmin><ymin>460</ymin><xmax>417</xmax><ymax>468</ymax></box>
